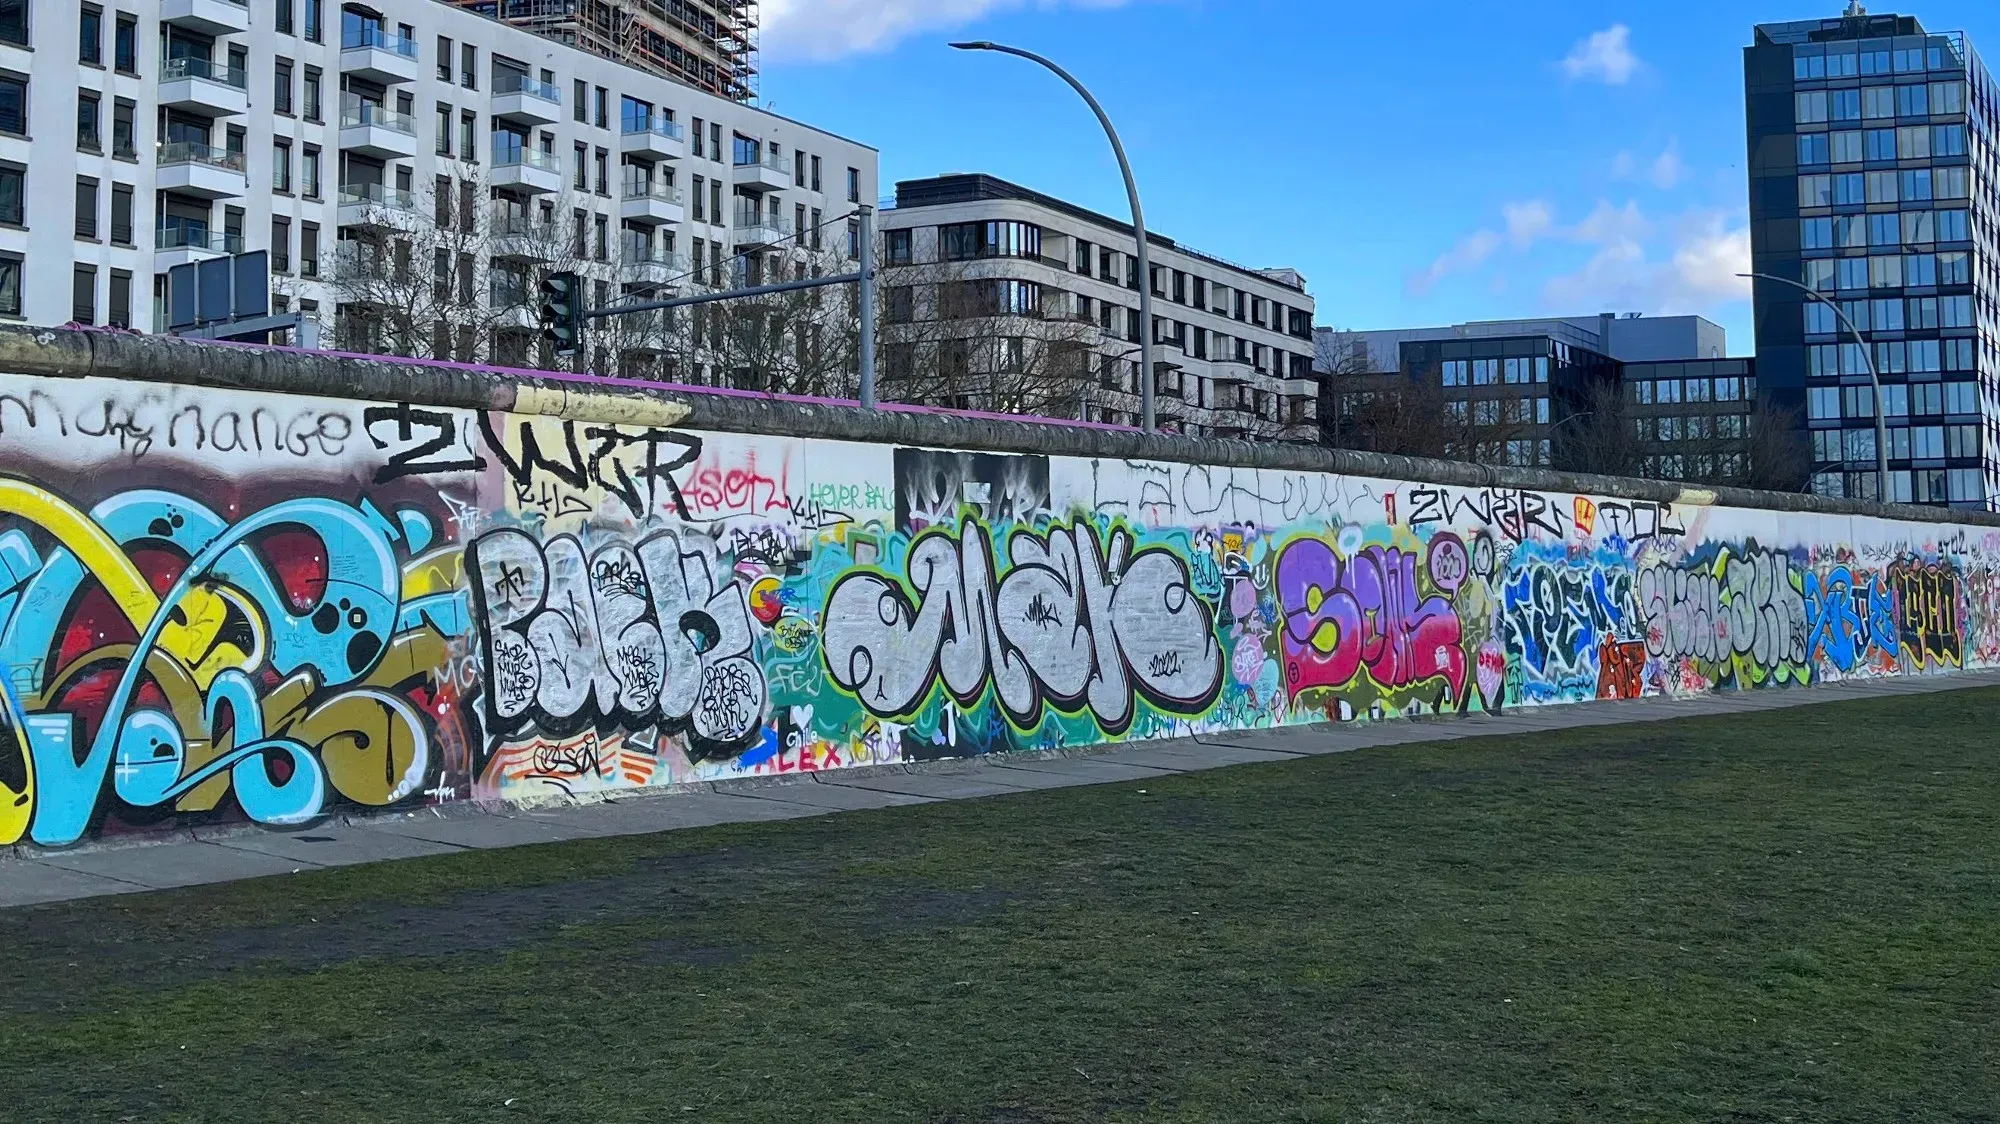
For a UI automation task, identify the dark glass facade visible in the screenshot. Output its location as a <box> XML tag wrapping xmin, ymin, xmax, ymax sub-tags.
<box><xmin>1746</xmin><ymin>10</ymin><xmax>2000</xmax><ymax>508</ymax></box>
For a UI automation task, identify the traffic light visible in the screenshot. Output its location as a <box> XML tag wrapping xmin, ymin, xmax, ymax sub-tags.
<box><xmin>538</xmin><ymin>270</ymin><xmax>582</xmax><ymax>357</ymax></box>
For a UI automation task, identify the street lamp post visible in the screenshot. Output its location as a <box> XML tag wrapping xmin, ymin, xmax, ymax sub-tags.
<box><xmin>1740</xmin><ymin>271</ymin><xmax>1889</xmax><ymax>502</ymax></box>
<box><xmin>951</xmin><ymin>40</ymin><xmax>1158</xmax><ymax>433</ymax></box>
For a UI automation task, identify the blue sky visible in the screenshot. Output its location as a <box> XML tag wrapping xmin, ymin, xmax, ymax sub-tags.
<box><xmin>758</xmin><ymin>0</ymin><xmax>2000</xmax><ymax>357</ymax></box>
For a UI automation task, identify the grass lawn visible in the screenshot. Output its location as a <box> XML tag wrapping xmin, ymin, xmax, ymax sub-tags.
<box><xmin>2</xmin><ymin>690</ymin><xmax>1998</xmax><ymax>1123</ymax></box>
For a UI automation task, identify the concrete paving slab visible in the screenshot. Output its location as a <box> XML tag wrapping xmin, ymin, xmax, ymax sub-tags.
<box><xmin>821</xmin><ymin>773</ymin><xmax>1042</xmax><ymax>800</ymax></box>
<box><xmin>0</xmin><ymin>860</ymin><xmax>149</xmax><ymax>907</ymax></box>
<box><xmin>212</xmin><ymin>826</ymin><xmax>465</xmax><ymax>867</ymax></box>
<box><xmin>1099</xmin><ymin>744</ymin><xmax>1298</xmax><ymax>772</ymax></box>
<box><xmin>737</xmin><ymin>782</ymin><xmax>936</xmax><ymax>811</ymax></box>
<box><xmin>35</xmin><ymin>840</ymin><xmax>311</xmax><ymax>890</ymax></box>
<box><xmin>990</xmin><ymin>758</ymin><xmax>1173</xmax><ymax>782</ymax></box>
<box><xmin>358</xmin><ymin>812</ymin><xmax>618</xmax><ymax>850</ymax></box>
<box><xmin>514</xmin><ymin>792</ymin><xmax>827</xmax><ymax>837</ymax></box>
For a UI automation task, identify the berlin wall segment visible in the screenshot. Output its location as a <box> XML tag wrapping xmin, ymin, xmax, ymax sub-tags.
<box><xmin>1</xmin><ymin>331</ymin><xmax>1998</xmax><ymax>851</ymax></box>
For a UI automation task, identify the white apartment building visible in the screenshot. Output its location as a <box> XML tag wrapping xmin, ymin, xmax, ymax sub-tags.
<box><xmin>881</xmin><ymin>174</ymin><xmax>1319</xmax><ymax>441</ymax></box>
<box><xmin>0</xmin><ymin>0</ymin><xmax>875</xmax><ymax>375</ymax></box>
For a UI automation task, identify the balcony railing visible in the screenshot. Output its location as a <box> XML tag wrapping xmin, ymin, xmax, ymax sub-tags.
<box><xmin>341</xmin><ymin>25</ymin><xmax>418</xmax><ymax>57</ymax></box>
<box><xmin>161</xmin><ymin>56</ymin><xmax>248</xmax><ymax>89</ymax></box>
<box><xmin>493</xmin><ymin>145</ymin><xmax>562</xmax><ymax>173</ymax></box>
<box><xmin>621</xmin><ymin>115</ymin><xmax>684</xmax><ymax>141</ymax></box>
<box><xmin>495</xmin><ymin>73</ymin><xmax>560</xmax><ymax>104</ymax></box>
<box><xmin>734</xmin><ymin>207</ymin><xmax>792</xmax><ymax>235</ymax></box>
<box><xmin>339</xmin><ymin>99</ymin><xmax>417</xmax><ymax>135</ymax></box>
<box><xmin>624</xmin><ymin>246</ymin><xmax>691</xmax><ymax>273</ymax></box>
<box><xmin>155</xmin><ymin>227</ymin><xmax>243</xmax><ymax>253</ymax></box>
<box><xmin>733</xmin><ymin>149</ymin><xmax>788</xmax><ymax>173</ymax></box>
<box><xmin>622</xmin><ymin>179</ymin><xmax>685</xmax><ymax>205</ymax></box>
<box><xmin>493</xmin><ymin>214</ymin><xmax>554</xmax><ymax>239</ymax></box>
<box><xmin>489</xmin><ymin>277</ymin><xmax>532</xmax><ymax>308</ymax></box>
<box><xmin>338</xmin><ymin>182</ymin><xmax>415</xmax><ymax>211</ymax></box>
<box><xmin>157</xmin><ymin>140</ymin><xmax>247</xmax><ymax>171</ymax></box>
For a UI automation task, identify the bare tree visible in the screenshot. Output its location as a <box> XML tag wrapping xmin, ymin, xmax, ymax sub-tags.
<box><xmin>1556</xmin><ymin>378</ymin><xmax>1640</xmax><ymax>477</ymax></box>
<box><xmin>318</xmin><ymin>169</ymin><xmax>591</xmax><ymax>368</ymax></box>
<box><xmin>877</xmin><ymin>255</ymin><xmax>1097</xmax><ymax>417</ymax></box>
<box><xmin>1315</xmin><ymin>329</ymin><xmax>1377</xmax><ymax>448</ymax></box>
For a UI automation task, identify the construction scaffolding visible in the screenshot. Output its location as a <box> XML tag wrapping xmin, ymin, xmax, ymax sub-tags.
<box><xmin>451</xmin><ymin>0</ymin><xmax>759</xmax><ymax>103</ymax></box>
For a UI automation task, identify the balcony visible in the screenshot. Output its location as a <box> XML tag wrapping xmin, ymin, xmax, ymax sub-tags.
<box><xmin>620</xmin><ymin>179</ymin><xmax>685</xmax><ymax>226</ymax></box>
<box><xmin>620</xmin><ymin>116</ymin><xmax>685</xmax><ymax>161</ymax></box>
<box><xmin>732</xmin><ymin>207</ymin><xmax>792</xmax><ymax>249</ymax></box>
<box><xmin>339</xmin><ymin>26</ymin><xmax>420</xmax><ymax>84</ymax></box>
<box><xmin>489</xmin><ymin>281</ymin><xmax>538</xmax><ymax>330</ymax></box>
<box><xmin>731</xmin><ymin>150</ymin><xmax>791</xmax><ymax>194</ymax></box>
<box><xmin>491</xmin><ymin>217</ymin><xmax>558</xmax><ymax>263</ymax></box>
<box><xmin>159</xmin><ymin>57</ymin><xmax>249</xmax><ymax>117</ymax></box>
<box><xmin>1208</xmin><ymin>352</ymin><xmax>1253</xmax><ymax>385</ymax></box>
<box><xmin>492</xmin><ymin>74</ymin><xmax>561</xmax><ymax>127</ymax></box>
<box><xmin>156</xmin><ymin>141</ymin><xmax>247</xmax><ymax>198</ymax></box>
<box><xmin>337</xmin><ymin>183</ymin><xmax>420</xmax><ymax>231</ymax></box>
<box><xmin>163</xmin><ymin>0</ymin><xmax>249</xmax><ymax>36</ymax></box>
<box><xmin>155</xmin><ymin>227</ymin><xmax>243</xmax><ymax>270</ymax></box>
<box><xmin>624</xmin><ymin>249</ymin><xmax>691</xmax><ymax>288</ymax></box>
<box><xmin>491</xmin><ymin>146</ymin><xmax>563</xmax><ymax>194</ymax></box>
<box><xmin>338</xmin><ymin>99</ymin><xmax>418</xmax><ymax>159</ymax></box>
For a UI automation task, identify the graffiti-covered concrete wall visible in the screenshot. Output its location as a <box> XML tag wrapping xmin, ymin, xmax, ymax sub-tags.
<box><xmin>2</xmin><ymin>329</ymin><xmax>1998</xmax><ymax>850</ymax></box>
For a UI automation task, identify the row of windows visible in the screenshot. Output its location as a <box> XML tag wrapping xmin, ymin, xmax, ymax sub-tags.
<box><xmin>1796</xmin><ymin>123</ymin><xmax>1968</xmax><ymax>163</ymax></box>
<box><xmin>1798</xmin><ymin>167</ymin><xmax>1969</xmax><ymax>206</ymax></box>
<box><xmin>1807</xmin><ymin>380</ymin><xmax>1981</xmax><ymax>419</ymax></box>
<box><xmin>0</xmin><ymin>254</ymin><xmax>132</xmax><ymax>326</ymax></box>
<box><xmin>1800</xmin><ymin>209</ymin><xmax>1971</xmax><ymax>250</ymax></box>
<box><xmin>1804</xmin><ymin>295</ymin><xmax>1977</xmax><ymax>334</ymax></box>
<box><xmin>1812</xmin><ymin>425</ymin><xmax>1981</xmax><ymax>463</ymax></box>
<box><xmin>1806</xmin><ymin>340</ymin><xmax>1978</xmax><ymax>377</ymax></box>
<box><xmin>1802</xmin><ymin>252</ymin><xmax>1972</xmax><ymax>290</ymax></box>
<box><xmin>1792</xmin><ymin>38</ymin><xmax>1962</xmax><ymax>80</ymax></box>
<box><xmin>1648</xmin><ymin>453</ymin><xmax>1750</xmax><ymax>480</ymax></box>
<box><xmin>1812</xmin><ymin>470</ymin><xmax>1987</xmax><ymax>505</ymax></box>
<box><xmin>1440</xmin><ymin>397</ymin><xmax>1552</xmax><ymax>426</ymax></box>
<box><xmin>1631</xmin><ymin>375</ymin><xmax>1750</xmax><ymax>404</ymax></box>
<box><xmin>1441</xmin><ymin>356</ymin><xmax>1550</xmax><ymax>386</ymax></box>
<box><xmin>1637</xmin><ymin>414</ymin><xmax>1748</xmax><ymax>442</ymax></box>
<box><xmin>1795</xmin><ymin>82</ymin><xmax>1966</xmax><ymax>124</ymax></box>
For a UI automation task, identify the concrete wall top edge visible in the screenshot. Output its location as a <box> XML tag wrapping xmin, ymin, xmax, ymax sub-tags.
<box><xmin>9</xmin><ymin>325</ymin><xmax>1992</xmax><ymax>531</ymax></box>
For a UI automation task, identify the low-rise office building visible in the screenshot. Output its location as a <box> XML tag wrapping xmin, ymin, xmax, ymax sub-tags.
<box><xmin>880</xmin><ymin>174</ymin><xmax>1319</xmax><ymax>440</ymax></box>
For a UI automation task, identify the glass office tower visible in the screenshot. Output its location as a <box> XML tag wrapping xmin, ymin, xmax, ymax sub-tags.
<box><xmin>1746</xmin><ymin>7</ymin><xmax>2000</xmax><ymax>508</ymax></box>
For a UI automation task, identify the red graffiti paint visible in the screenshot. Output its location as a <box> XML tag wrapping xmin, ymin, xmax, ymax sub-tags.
<box><xmin>1596</xmin><ymin>639</ymin><xmax>1646</xmax><ymax>700</ymax></box>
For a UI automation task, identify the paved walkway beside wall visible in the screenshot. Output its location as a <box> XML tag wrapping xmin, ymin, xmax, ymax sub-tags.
<box><xmin>6</xmin><ymin>670</ymin><xmax>2000</xmax><ymax>909</ymax></box>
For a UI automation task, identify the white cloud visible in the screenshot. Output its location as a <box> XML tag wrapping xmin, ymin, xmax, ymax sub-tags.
<box><xmin>761</xmin><ymin>0</ymin><xmax>1142</xmax><ymax>61</ymax></box>
<box><xmin>1502</xmin><ymin>200</ymin><xmax>1555</xmax><ymax>247</ymax></box>
<box><xmin>1572</xmin><ymin>199</ymin><xmax>1649</xmax><ymax>245</ymax></box>
<box><xmin>1562</xmin><ymin>24</ymin><xmax>1640</xmax><ymax>85</ymax></box>
<box><xmin>1649</xmin><ymin>142</ymin><xmax>1687</xmax><ymax>189</ymax></box>
<box><xmin>1408</xmin><ymin>229</ymin><xmax>1505</xmax><ymax>296</ymax></box>
<box><xmin>1610</xmin><ymin>150</ymin><xmax>1637</xmax><ymax>179</ymax></box>
<box><xmin>1544</xmin><ymin>209</ymin><xmax>1750</xmax><ymax>314</ymax></box>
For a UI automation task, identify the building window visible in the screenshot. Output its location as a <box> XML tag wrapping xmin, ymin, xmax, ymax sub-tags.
<box><xmin>303</xmin><ymin>66</ymin><xmax>322</xmax><ymax>121</ymax></box>
<box><xmin>112</xmin><ymin>97</ymin><xmax>133</xmax><ymax>158</ymax></box>
<box><xmin>594</xmin><ymin>86</ymin><xmax>607</xmax><ymax>128</ymax></box>
<box><xmin>276</xmin><ymin>0</ymin><xmax>294</xmax><ymax>35</ymax></box>
<box><xmin>108</xmin><ymin>268</ymin><xmax>129</xmax><ymax>328</ymax></box>
<box><xmin>274</xmin><ymin>58</ymin><xmax>293</xmax><ymax>114</ymax></box>
<box><xmin>594</xmin><ymin>147</ymin><xmax>608</xmax><ymax>194</ymax></box>
<box><xmin>76</xmin><ymin>91</ymin><xmax>100</xmax><ymax>152</ymax></box>
<box><xmin>460</xmin><ymin>43</ymin><xmax>477</xmax><ymax>89</ymax></box>
<box><xmin>847</xmin><ymin>167</ymin><xmax>861</xmax><ymax>203</ymax></box>
<box><xmin>110</xmin><ymin>183</ymin><xmax>131</xmax><ymax>244</ymax></box>
<box><xmin>0</xmin><ymin>74</ymin><xmax>23</xmax><ymax>137</ymax></box>
<box><xmin>73</xmin><ymin>176</ymin><xmax>96</xmax><ymax>239</ymax></box>
<box><xmin>1797</xmin><ymin>132</ymin><xmax>1829</xmax><ymax>165</ymax></box>
<box><xmin>459</xmin><ymin>110</ymin><xmax>476</xmax><ymax>161</ymax></box>
<box><xmin>1830</xmin><ymin>130</ymin><xmax>1861</xmax><ymax>163</ymax></box>
<box><xmin>572</xmin><ymin>78</ymin><xmax>586</xmax><ymax>123</ymax></box>
<box><xmin>79</xmin><ymin>5</ymin><xmax>101</xmax><ymax>64</ymax></box>
<box><xmin>300</xmin><ymin>221</ymin><xmax>319</xmax><ymax>277</ymax></box>
<box><xmin>271</xmin><ymin>216</ymin><xmax>290</xmax><ymax>271</ymax></box>
<box><xmin>72</xmin><ymin>264</ymin><xmax>96</xmax><ymax>324</ymax></box>
<box><xmin>113</xmin><ymin>14</ymin><xmax>135</xmax><ymax>73</ymax></box>
<box><xmin>885</xmin><ymin>228</ymin><xmax>912</xmax><ymax>266</ymax></box>
<box><xmin>272</xmin><ymin>140</ymin><xmax>291</xmax><ymax>191</ymax></box>
<box><xmin>302</xmin><ymin>144</ymin><xmax>320</xmax><ymax>198</ymax></box>
<box><xmin>0</xmin><ymin>163</ymin><xmax>22</xmax><ymax>226</ymax></box>
<box><xmin>1795</xmin><ymin>90</ymin><xmax>1828</xmax><ymax>124</ymax></box>
<box><xmin>303</xmin><ymin>0</ymin><xmax>321</xmax><ymax>42</ymax></box>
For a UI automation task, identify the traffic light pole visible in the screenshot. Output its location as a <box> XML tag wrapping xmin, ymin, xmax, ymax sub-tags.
<box><xmin>584</xmin><ymin>205</ymin><xmax>880</xmax><ymax>402</ymax></box>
